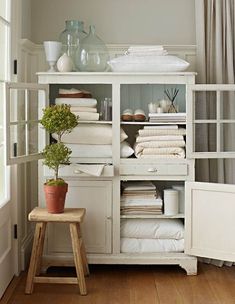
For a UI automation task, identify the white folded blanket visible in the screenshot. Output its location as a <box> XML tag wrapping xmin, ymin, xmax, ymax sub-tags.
<box><xmin>134</xmin><ymin>140</ymin><xmax>185</xmax><ymax>152</ymax></box>
<box><xmin>55</xmin><ymin>98</ymin><xmax>97</xmax><ymax>107</ymax></box>
<box><xmin>121</xmin><ymin>198</ymin><xmax>163</xmax><ymax>207</ymax></box>
<box><xmin>70</xmin><ymin>107</ymin><xmax>97</xmax><ymax>113</ymax></box>
<box><xmin>72</xmin><ymin>112</ymin><xmax>100</xmax><ymax>121</ymax></box>
<box><xmin>138</xmin><ymin>128</ymin><xmax>186</xmax><ymax>137</ymax></box>
<box><xmin>74</xmin><ymin>164</ymin><xmax>104</xmax><ymax>176</ymax></box>
<box><xmin>66</xmin><ymin>141</ymin><xmax>134</xmax><ymax>158</ymax></box>
<box><xmin>135</xmin><ymin>147</ymin><xmax>185</xmax><ymax>158</ymax></box>
<box><xmin>121</xmin><ymin>219</ymin><xmax>184</xmax><ymax>240</ymax></box>
<box><xmin>136</xmin><ymin>135</ymin><xmax>184</xmax><ymax>143</ymax></box>
<box><xmin>120</xmin><ymin>238</ymin><xmax>184</xmax><ymax>253</ymax></box>
<box><xmin>53</xmin><ymin>124</ymin><xmax>128</xmax><ymax>145</ymax></box>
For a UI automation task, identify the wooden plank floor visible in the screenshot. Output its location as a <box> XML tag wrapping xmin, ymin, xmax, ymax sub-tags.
<box><xmin>2</xmin><ymin>263</ymin><xmax>235</xmax><ymax>304</ymax></box>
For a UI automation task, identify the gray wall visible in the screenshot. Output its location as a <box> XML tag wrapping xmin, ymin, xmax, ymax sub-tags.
<box><xmin>31</xmin><ymin>0</ymin><xmax>195</xmax><ymax>45</ymax></box>
<box><xmin>21</xmin><ymin>0</ymin><xmax>32</xmax><ymax>39</ymax></box>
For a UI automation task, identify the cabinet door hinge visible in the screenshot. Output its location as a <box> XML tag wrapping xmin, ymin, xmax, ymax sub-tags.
<box><xmin>14</xmin><ymin>224</ymin><xmax>18</xmax><ymax>239</ymax></box>
<box><xmin>13</xmin><ymin>142</ymin><xmax>17</xmax><ymax>157</ymax></box>
<box><xmin>13</xmin><ymin>60</ymin><xmax>17</xmax><ymax>75</ymax></box>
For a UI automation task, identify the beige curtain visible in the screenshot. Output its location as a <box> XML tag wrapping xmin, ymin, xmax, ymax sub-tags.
<box><xmin>195</xmin><ymin>0</ymin><xmax>235</xmax><ymax>266</ymax></box>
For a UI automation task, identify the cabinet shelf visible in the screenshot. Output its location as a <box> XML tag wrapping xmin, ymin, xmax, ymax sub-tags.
<box><xmin>120</xmin><ymin>214</ymin><xmax>185</xmax><ymax>219</ymax></box>
<box><xmin>79</xmin><ymin>120</ymin><xmax>112</xmax><ymax>124</ymax></box>
<box><xmin>121</xmin><ymin>121</ymin><xmax>186</xmax><ymax>125</ymax></box>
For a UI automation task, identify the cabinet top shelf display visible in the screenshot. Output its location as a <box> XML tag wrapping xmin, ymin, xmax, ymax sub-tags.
<box><xmin>37</xmin><ymin>72</ymin><xmax>196</xmax><ymax>85</ymax></box>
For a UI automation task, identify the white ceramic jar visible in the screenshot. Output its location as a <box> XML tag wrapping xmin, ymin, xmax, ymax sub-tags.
<box><xmin>164</xmin><ymin>189</ymin><xmax>179</xmax><ymax>215</ymax></box>
<box><xmin>57</xmin><ymin>53</ymin><xmax>73</xmax><ymax>72</ymax></box>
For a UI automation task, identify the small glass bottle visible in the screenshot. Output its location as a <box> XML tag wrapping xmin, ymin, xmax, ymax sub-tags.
<box><xmin>100</xmin><ymin>97</ymin><xmax>112</xmax><ymax>121</ymax></box>
<box><xmin>59</xmin><ymin>20</ymin><xmax>86</xmax><ymax>70</ymax></box>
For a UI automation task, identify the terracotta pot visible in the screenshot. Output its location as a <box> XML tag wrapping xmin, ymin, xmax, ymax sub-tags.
<box><xmin>44</xmin><ymin>183</ymin><xmax>68</xmax><ymax>213</ymax></box>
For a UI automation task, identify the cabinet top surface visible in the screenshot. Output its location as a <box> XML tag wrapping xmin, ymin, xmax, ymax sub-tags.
<box><xmin>37</xmin><ymin>72</ymin><xmax>196</xmax><ymax>76</ymax></box>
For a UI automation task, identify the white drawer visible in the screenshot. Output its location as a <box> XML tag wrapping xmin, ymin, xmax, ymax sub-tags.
<box><xmin>120</xmin><ymin>164</ymin><xmax>187</xmax><ymax>176</ymax></box>
<box><xmin>44</xmin><ymin>164</ymin><xmax>114</xmax><ymax>178</ymax></box>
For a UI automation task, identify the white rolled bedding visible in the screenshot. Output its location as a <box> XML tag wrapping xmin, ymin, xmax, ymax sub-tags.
<box><xmin>121</xmin><ymin>219</ymin><xmax>184</xmax><ymax>240</ymax></box>
<box><xmin>120</xmin><ymin>238</ymin><xmax>184</xmax><ymax>253</ymax></box>
<box><xmin>66</xmin><ymin>141</ymin><xmax>134</xmax><ymax>158</ymax></box>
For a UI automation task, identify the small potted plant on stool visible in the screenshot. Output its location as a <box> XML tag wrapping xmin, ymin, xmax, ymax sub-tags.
<box><xmin>40</xmin><ymin>104</ymin><xmax>79</xmax><ymax>213</ymax></box>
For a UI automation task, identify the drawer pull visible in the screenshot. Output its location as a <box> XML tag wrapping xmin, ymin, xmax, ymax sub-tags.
<box><xmin>147</xmin><ymin>168</ymin><xmax>158</xmax><ymax>173</ymax></box>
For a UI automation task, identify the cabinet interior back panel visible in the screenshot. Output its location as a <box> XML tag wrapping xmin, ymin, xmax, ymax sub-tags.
<box><xmin>121</xmin><ymin>84</ymin><xmax>186</xmax><ymax>113</ymax></box>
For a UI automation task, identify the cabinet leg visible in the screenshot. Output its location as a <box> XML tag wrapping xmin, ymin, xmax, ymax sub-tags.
<box><xmin>179</xmin><ymin>259</ymin><xmax>198</xmax><ymax>275</ymax></box>
<box><xmin>70</xmin><ymin>223</ymin><xmax>87</xmax><ymax>295</ymax></box>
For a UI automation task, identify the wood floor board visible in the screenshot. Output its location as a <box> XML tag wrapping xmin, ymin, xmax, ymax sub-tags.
<box><xmin>2</xmin><ymin>263</ymin><xmax>235</xmax><ymax>304</ymax></box>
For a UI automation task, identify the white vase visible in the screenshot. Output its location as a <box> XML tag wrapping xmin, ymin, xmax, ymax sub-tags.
<box><xmin>43</xmin><ymin>41</ymin><xmax>62</xmax><ymax>72</ymax></box>
<box><xmin>57</xmin><ymin>53</ymin><xmax>73</xmax><ymax>72</ymax></box>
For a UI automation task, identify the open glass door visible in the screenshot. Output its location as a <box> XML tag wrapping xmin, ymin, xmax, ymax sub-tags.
<box><xmin>5</xmin><ymin>82</ymin><xmax>49</xmax><ymax>165</ymax></box>
<box><xmin>185</xmin><ymin>84</ymin><xmax>235</xmax><ymax>261</ymax></box>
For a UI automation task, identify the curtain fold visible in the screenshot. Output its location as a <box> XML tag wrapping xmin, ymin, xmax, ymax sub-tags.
<box><xmin>195</xmin><ymin>0</ymin><xmax>235</xmax><ymax>266</ymax></box>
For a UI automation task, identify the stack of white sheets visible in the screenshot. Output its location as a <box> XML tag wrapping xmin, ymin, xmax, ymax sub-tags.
<box><xmin>55</xmin><ymin>88</ymin><xmax>100</xmax><ymax>121</ymax></box>
<box><xmin>121</xmin><ymin>181</ymin><xmax>163</xmax><ymax>215</ymax></box>
<box><xmin>134</xmin><ymin>125</ymin><xmax>186</xmax><ymax>159</ymax></box>
<box><xmin>120</xmin><ymin>218</ymin><xmax>184</xmax><ymax>253</ymax></box>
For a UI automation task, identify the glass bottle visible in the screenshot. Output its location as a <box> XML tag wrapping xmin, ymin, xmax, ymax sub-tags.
<box><xmin>75</xmin><ymin>25</ymin><xmax>109</xmax><ymax>72</ymax></box>
<box><xmin>59</xmin><ymin>20</ymin><xmax>86</xmax><ymax>70</ymax></box>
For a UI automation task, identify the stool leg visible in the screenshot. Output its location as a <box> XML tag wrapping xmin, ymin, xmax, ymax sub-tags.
<box><xmin>70</xmin><ymin>223</ymin><xmax>87</xmax><ymax>295</ymax></box>
<box><xmin>77</xmin><ymin>224</ymin><xmax>89</xmax><ymax>276</ymax></box>
<box><xmin>36</xmin><ymin>222</ymin><xmax>47</xmax><ymax>275</ymax></box>
<box><xmin>25</xmin><ymin>222</ymin><xmax>47</xmax><ymax>294</ymax></box>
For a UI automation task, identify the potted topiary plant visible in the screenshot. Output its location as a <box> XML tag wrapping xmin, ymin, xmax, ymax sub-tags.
<box><xmin>40</xmin><ymin>104</ymin><xmax>79</xmax><ymax>213</ymax></box>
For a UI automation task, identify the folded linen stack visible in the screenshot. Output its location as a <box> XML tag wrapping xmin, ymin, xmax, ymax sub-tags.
<box><xmin>134</xmin><ymin>125</ymin><xmax>186</xmax><ymax>159</ymax></box>
<box><xmin>121</xmin><ymin>181</ymin><xmax>163</xmax><ymax>215</ymax></box>
<box><xmin>120</xmin><ymin>218</ymin><xmax>184</xmax><ymax>253</ymax></box>
<box><xmin>52</xmin><ymin>124</ymin><xmax>134</xmax><ymax>158</ymax></box>
<box><xmin>126</xmin><ymin>45</ymin><xmax>168</xmax><ymax>56</ymax></box>
<box><xmin>148</xmin><ymin>112</ymin><xmax>186</xmax><ymax>123</ymax></box>
<box><xmin>55</xmin><ymin>88</ymin><xmax>100</xmax><ymax>121</ymax></box>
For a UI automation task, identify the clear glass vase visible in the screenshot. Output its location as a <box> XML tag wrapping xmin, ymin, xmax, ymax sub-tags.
<box><xmin>75</xmin><ymin>25</ymin><xmax>109</xmax><ymax>72</ymax></box>
<box><xmin>59</xmin><ymin>20</ymin><xmax>86</xmax><ymax>70</ymax></box>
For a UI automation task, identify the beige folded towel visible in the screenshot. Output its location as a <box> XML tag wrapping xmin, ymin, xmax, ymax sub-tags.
<box><xmin>138</xmin><ymin>128</ymin><xmax>186</xmax><ymax>137</ymax></box>
<box><xmin>75</xmin><ymin>164</ymin><xmax>105</xmax><ymax>176</ymax></box>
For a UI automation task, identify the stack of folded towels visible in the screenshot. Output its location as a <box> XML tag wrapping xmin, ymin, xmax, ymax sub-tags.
<box><xmin>120</xmin><ymin>218</ymin><xmax>184</xmax><ymax>253</ymax></box>
<box><xmin>121</xmin><ymin>181</ymin><xmax>163</xmax><ymax>215</ymax></box>
<box><xmin>134</xmin><ymin>125</ymin><xmax>186</xmax><ymax>159</ymax></box>
<box><xmin>53</xmin><ymin>88</ymin><xmax>134</xmax><ymax>158</ymax></box>
<box><xmin>125</xmin><ymin>45</ymin><xmax>168</xmax><ymax>56</ymax></box>
<box><xmin>55</xmin><ymin>88</ymin><xmax>100</xmax><ymax>121</ymax></box>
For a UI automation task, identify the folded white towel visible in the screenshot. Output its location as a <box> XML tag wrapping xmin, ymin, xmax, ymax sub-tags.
<box><xmin>72</xmin><ymin>112</ymin><xmax>100</xmax><ymax>121</ymax></box>
<box><xmin>75</xmin><ymin>164</ymin><xmax>104</xmax><ymax>176</ymax></box>
<box><xmin>136</xmin><ymin>135</ymin><xmax>184</xmax><ymax>143</ymax></box>
<box><xmin>70</xmin><ymin>107</ymin><xmax>97</xmax><ymax>113</ymax></box>
<box><xmin>138</xmin><ymin>128</ymin><xmax>186</xmax><ymax>137</ymax></box>
<box><xmin>55</xmin><ymin>98</ymin><xmax>97</xmax><ymax>107</ymax></box>
<box><xmin>135</xmin><ymin>147</ymin><xmax>185</xmax><ymax>159</ymax></box>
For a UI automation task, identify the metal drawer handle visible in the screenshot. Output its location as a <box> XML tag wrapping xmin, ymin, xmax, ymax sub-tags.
<box><xmin>147</xmin><ymin>167</ymin><xmax>158</xmax><ymax>173</ymax></box>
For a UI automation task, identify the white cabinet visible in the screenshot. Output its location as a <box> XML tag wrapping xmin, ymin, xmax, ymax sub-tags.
<box><xmin>6</xmin><ymin>73</ymin><xmax>235</xmax><ymax>275</ymax></box>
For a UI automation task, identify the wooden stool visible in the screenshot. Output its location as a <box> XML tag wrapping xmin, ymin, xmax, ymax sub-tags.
<box><xmin>25</xmin><ymin>207</ymin><xmax>89</xmax><ymax>295</ymax></box>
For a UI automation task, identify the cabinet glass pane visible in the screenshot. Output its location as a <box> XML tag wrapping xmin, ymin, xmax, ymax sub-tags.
<box><xmin>0</xmin><ymin>22</ymin><xmax>8</xmax><ymax>80</ymax></box>
<box><xmin>221</xmin><ymin>91</ymin><xmax>235</xmax><ymax>120</ymax></box>
<box><xmin>10</xmin><ymin>89</ymin><xmax>25</xmax><ymax>122</ymax></box>
<box><xmin>10</xmin><ymin>125</ymin><xmax>26</xmax><ymax>157</ymax></box>
<box><xmin>221</xmin><ymin>123</ymin><xmax>235</xmax><ymax>152</ymax></box>
<box><xmin>194</xmin><ymin>91</ymin><xmax>216</xmax><ymax>120</ymax></box>
<box><xmin>28</xmin><ymin>122</ymin><xmax>39</xmax><ymax>154</ymax></box>
<box><xmin>194</xmin><ymin>123</ymin><xmax>216</xmax><ymax>152</ymax></box>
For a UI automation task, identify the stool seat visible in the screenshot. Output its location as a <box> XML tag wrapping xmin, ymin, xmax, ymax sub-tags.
<box><xmin>25</xmin><ymin>207</ymin><xmax>89</xmax><ymax>296</ymax></box>
<box><xmin>29</xmin><ymin>207</ymin><xmax>86</xmax><ymax>223</ymax></box>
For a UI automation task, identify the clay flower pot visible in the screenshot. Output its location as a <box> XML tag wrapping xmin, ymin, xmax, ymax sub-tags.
<box><xmin>44</xmin><ymin>183</ymin><xmax>68</xmax><ymax>213</ymax></box>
